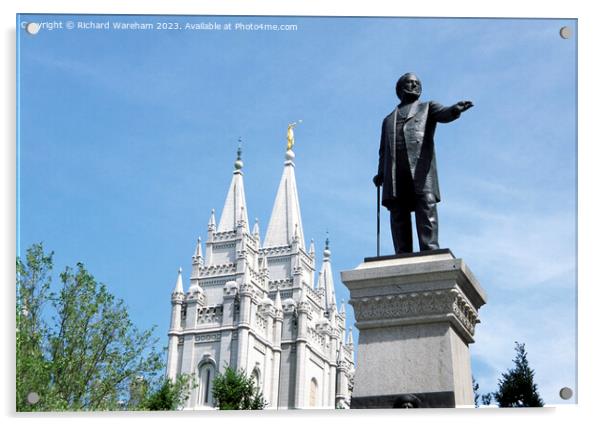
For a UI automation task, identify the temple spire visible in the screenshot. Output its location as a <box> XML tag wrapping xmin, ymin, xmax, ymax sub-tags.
<box><xmin>274</xmin><ymin>288</ymin><xmax>282</xmax><ymax>310</ymax></box>
<box><xmin>217</xmin><ymin>145</ymin><xmax>250</xmax><ymax>233</ymax></box>
<box><xmin>264</xmin><ymin>125</ymin><xmax>305</xmax><ymax>249</ymax></box>
<box><xmin>208</xmin><ymin>208</ymin><xmax>216</xmax><ymax>230</ymax></box>
<box><xmin>336</xmin><ymin>341</ymin><xmax>344</xmax><ymax>363</ymax></box>
<box><xmin>346</xmin><ymin>327</ymin><xmax>354</xmax><ymax>346</ymax></box>
<box><xmin>320</xmin><ymin>236</ymin><xmax>337</xmax><ymax>312</ymax></box>
<box><xmin>172</xmin><ymin>267</ymin><xmax>184</xmax><ymax>294</ymax></box>
<box><xmin>193</xmin><ymin>236</ymin><xmax>203</xmax><ymax>260</ymax></box>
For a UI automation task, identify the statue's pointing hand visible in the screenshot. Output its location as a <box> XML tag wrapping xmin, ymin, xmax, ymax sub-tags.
<box><xmin>453</xmin><ymin>100</ymin><xmax>474</xmax><ymax>114</ymax></box>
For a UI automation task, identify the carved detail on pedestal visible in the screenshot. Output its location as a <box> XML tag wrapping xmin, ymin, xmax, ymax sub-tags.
<box><xmin>451</xmin><ymin>290</ymin><xmax>478</xmax><ymax>335</ymax></box>
<box><xmin>349</xmin><ymin>288</ymin><xmax>479</xmax><ymax>335</ymax></box>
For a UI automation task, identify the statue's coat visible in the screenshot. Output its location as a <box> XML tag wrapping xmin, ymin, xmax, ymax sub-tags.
<box><xmin>378</xmin><ymin>101</ymin><xmax>461</xmax><ymax>209</ymax></box>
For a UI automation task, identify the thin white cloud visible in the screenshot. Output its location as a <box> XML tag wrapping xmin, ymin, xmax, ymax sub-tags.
<box><xmin>444</xmin><ymin>176</ymin><xmax>575</xmax><ymax>290</ymax></box>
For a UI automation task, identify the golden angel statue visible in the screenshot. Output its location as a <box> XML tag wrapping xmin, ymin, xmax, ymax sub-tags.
<box><xmin>287</xmin><ymin>120</ymin><xmax>302</xmax><ymax>150</ymax></box>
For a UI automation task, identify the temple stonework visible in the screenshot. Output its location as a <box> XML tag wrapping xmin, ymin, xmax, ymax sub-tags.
<box><xmin>165</xmin><ymin>145</ymin><xmax>354</xmax><ymax>409</ymax></box>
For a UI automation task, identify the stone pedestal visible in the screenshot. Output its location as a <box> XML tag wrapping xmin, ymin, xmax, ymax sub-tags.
<box><xmin>340</xmin><ymin>249</ymin><xmax>486</xmax><ymax>408</ymax></box>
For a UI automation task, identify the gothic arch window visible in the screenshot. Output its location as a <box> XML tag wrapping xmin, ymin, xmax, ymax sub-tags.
<box><xmin>198</xmin><ymin>361</ymin><xmax>216</xmax><ymax>407</ymax></box>
<box><xmin>251</xmin><ymin>367</ymin><xmax>261</xmax><ymax>392</ymax></box>
<box><xmin>309</xmin><ymin>378</ymin><xmax>319</xmax><ymax>407</ymax></box>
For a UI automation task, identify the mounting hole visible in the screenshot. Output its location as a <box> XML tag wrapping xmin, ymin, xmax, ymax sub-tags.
<box><xmin>559</xmin><ymin>387</ymin><xmax>573</xmax><ymax>400</ymax></box>
<box><xmin>559</xmin><ymin>26</ymin><xmax>571</xmax><ymax>39</ymax></box>
<box><xmin>25</xmin><ymin>22</ymin><xmax>40</xmax><ymax>35</ymax></box>
<box><xmin>26</xmin><ymin>392</ymin><xmax>40</xmax><ymax>405</ymax></box>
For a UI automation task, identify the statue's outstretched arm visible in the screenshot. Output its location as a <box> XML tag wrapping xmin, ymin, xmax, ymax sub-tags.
<box><xmin>430</xmin><ymin>101</ymin><xmax>474</xmax><ymax>123</ymax></box>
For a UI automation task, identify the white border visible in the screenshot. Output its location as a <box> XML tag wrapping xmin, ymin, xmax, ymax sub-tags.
<box><xmin>3</xmin><ymin>1</ymin><xmax>600</xmax><ymax>426</ymax></box>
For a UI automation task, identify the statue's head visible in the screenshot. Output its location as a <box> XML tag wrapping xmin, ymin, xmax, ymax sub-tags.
<box><xmin>395</xmin><ymin>73</ymin><xmax>422</xmax><ymax>102</ymax></box>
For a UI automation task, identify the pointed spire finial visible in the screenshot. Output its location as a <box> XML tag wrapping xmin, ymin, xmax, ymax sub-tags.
<box><xmin>208</xmin><ymin>208</ymin><xmax>216</xmax><ymax>230</ymax></box>
<box><xmin>346</xmin><ymin>327</ymin><xmax>354</xmax><ymax>345</ymax></box>
<box><xmin>320</xmin><ymin>232</ymin><xmax>336</xmax><ymax>311</ymax></box>
<box><xmin>234</xmin><ymin>138</ymin><xmax>243</xmax><ymax>171</ymax></box>
<box><xmin>324</xmin><ymin>232</ymin><xmax>331</xmax><ymax>259</ymax></box>
<box><xmin>253</xmin><ymin>217</ymin><xmax>260</xmax><ymax>236</ymax></box>
<box><xmin>173</xmin><ymin>267</ymin><xmax>184</xmax><ymax>294</ymax></box>
<box><xmin>218</xmin><ymin>148</ymin><xmax>249</xmax><ymax>232</ymax></box>
<box><xmin>340</xmin><ymin>300</ymin><xmax>346</xmax><ymax>315</ymax></box>
<box><xmin>309</xmin><ymin>239</ymin><xmax>315</xmax><ymax>256</ymax></box>
<box><xmin>275</xmin><ymin>288</ymin><xmax>283</xmax><ymax>310</ymax></box>
<box><xmin>193</xmin><ymin>236</ymin><xmax>203</xmax><ymax>261</ymax></box>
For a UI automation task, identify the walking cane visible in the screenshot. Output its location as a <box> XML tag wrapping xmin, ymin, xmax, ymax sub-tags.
<box><xmin>376</xmin><ymin>184</ymin><xmax>381</xmax><ymax>257</ymax></box>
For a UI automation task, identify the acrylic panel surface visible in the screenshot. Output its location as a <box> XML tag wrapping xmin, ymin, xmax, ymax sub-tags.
<box><xmin>16</xmin><ymin>14</ymin><xmax>577</xmax><ymax>408</ymax></box>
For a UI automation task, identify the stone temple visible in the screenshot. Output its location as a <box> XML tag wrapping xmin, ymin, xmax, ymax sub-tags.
<box><xmin>165</xmin><ymin>145</ymin><xmax>355</xmax><ymax>409</ymax></box>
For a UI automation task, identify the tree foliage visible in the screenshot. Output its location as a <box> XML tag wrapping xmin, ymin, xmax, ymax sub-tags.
<box><xmin>139</xmin><ymin>374</ymin><xmax>196</xmax><ymax>411</ymax></box>
<box><xmin>493</xmin><ymin>342</ymin><xmax>544</xmax><ymax>407</ymax></box>
<box><xmin>16</xmin><ymin>244</ymin><xmax>58</xmax><ymax>410</ymax></box>
<box><xmin>211</xmin><ymin>366</ymin><xmax>266</xmax><ymax>410</ymax></box>
<box><xmin>16</xmin><ymin>243</ymin><xmax>186</xmax><ymax>411</ymax></box>
<box><xmin>472</xmin><ymin>376</ymin><xmax>480</xmax><ymax>407</ymax></box>
<box><xmin>481</xmin><ymin>392</ymin><xmax>492</xmax><ymax>406</ymax></box>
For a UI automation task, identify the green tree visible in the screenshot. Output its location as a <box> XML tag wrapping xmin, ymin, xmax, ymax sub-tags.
<box><xmin>472</xmin><ymin>376</ymin><xmax>480</xmax><ymax>407</ymax></box>
<box><xmin>16</xmin><ymin>243</ymin><xmax>186</xmax><ymax>411</ymax></box>
<box><xmin>16</xmin><ymin>244</ymin><xmax>60</xmax><ymax>410</ymax></box>
<box><xmin>211</xmin><ymin>366</ymin><xmax>266</xmax><ymax>410</ymax></box>
<box><xmin>481</xmin><ymin>392</ymin><xmax>492</xmax><ymax>406</ymax></box>
<box><xmin>139</xmin><ymin>374</ymin><xmax>196</xmax><ymax>411</ymax></box>
<box><xmin>493</xmin><ymin>342</ymin><xmax>544</xmax><ymax>407</ymax></box>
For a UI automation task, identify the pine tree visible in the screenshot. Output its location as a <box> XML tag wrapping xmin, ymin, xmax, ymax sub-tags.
<box><xmin>472</xmin><ymin>376</ymin><xmax>480</xmax><ymax>407</ymax></box>
<box><xmin>493</xmin><ymin>342</ymin><xmax>544</xmax><ymax>407</ymax></box>
<box><xmin>481</xmin><ymin>393</ymin><xmax>492</xmax><ymax>405</ymax></box>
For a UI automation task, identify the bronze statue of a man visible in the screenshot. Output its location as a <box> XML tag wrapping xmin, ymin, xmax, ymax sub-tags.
<box><xmin>373</xmin><ymin>73</ymin><xmax>473</xmax><ymax>254</ymax></box>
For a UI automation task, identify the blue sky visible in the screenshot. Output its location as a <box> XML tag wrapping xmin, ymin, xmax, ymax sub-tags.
<box><xmin>17</xmin><ymin>15</ymin><xmax>576</xmax><ymax>406</ymax></box>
